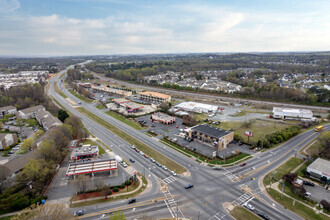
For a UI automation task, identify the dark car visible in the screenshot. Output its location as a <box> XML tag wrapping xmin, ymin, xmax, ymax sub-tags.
<box><xmin>74</xmin><ymin>210</ymin><xmax>85</xmax><ymax>216</ymax></box>
<box><xmin>257</xmin><ymin>212</ymin><xmax>270</xmax><ymax>220</ymax></box>
<box><xmin>155</xmin><ymin>162</ymin><xmax>162</xmax><ymax>167</ymax></box>
<box><xmin>128</xmin><ymin>199</ymin><xmax>136</xmax><ymax>204</ymax></box>
<box><xmin>129</xmin><ymin>158</ymin><xmax>135</xmax><ymax>163</ymax></box>
<box><xmin>185</xmin><ymin>184</ymin><xmax>194</xmax><ymax>189</ymax></box>
<box><xmin>303</xmin><ymin>180</ymin><xmax>315</xmax><ymax>186</ymax></box>
<box><xmin>238</xmin><ymin>141</ymin><xmax>243</xmax><ymax>146</ymax></box>
<box><xmin>240</xmin><ymin>163</ymin><xmax>246</xmax><ymax>167</ymax></box>
<box><xmin>213</xmin><ymin>167</ymin><xmax>222</xmax><ymax>170</ymax></box>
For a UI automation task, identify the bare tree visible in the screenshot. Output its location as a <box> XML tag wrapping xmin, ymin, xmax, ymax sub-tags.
<box><xmin>93</xmin><ymin>178</ymin><xmax>105</xmax><ymax>190</ymax></box>
<box><xmin>74</xmin><ymin>175</ymin><xmax>90</xmax><ymax>197</ymax></box>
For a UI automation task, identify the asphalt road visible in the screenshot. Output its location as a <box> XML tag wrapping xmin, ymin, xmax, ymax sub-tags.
<box><xmin>48</xmin><ymin>63</ymin><xmax>329</xmax><ymax>220</ymax></box>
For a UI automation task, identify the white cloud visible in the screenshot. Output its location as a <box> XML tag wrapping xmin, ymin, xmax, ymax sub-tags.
<box><xmin>0</xmin><ymin>0</ymin><xmax>20</xmax><ymax>13</ymax></box>
<box><xmin>0</xmin><ymin>2</ymin><xmax>329</xmax><ymax>55</ymax></box>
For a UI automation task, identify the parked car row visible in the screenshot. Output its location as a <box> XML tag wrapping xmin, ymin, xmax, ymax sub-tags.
<box><xmin>130</xmin><ymin>145</ymin><xmax>177</xmax><ymax>176</ymax></box>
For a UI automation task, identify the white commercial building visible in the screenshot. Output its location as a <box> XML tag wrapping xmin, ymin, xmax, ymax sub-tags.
<box><xmin>272</xmin><ymin>107</ymin><xmax>313</xmax><ymax>120</ymax></box>
<box><xmin>174</xmin><ymin>101</ymin><xmax>218</xmax><ymax>113</ymax></box>
<box><xmin>307</xmin><ymin>158</ymin><xmax>330</xmax><ymax>181</ymax></box>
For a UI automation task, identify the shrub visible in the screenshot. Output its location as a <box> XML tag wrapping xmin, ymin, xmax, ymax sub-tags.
<box><xmin>125</xmin><ymin>180</ymin><xmax>132</xmax><ymax>186</ymax></box>
<box><xmin>106</xmin><ymin>190</ymin><xmax>112</xmax><ymax>196</ymax></box>
<box><xmin>119</xmin><ymin>184</ymin><xmax>125</xmax><ymax>189</ymax></box>
<box><xmin>113</xmin><ymin>187</ymin><xmax>119</xmax><ymax>192</ymax></box>
<box><xmin>9</xmin><ymin>196</ymin><xmax>30</xmax><ymax>210</ymax></box>
<box><xmin>321</xmin><ymin>200</ymin><xmax>330</xmax><ymax>211</ymax></box>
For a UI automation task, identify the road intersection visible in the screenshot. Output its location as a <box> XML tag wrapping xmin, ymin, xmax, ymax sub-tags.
<box><xmin>48</xmin><ymin>64</ymin><xmax>329</xmax><ymax>219</ymax></box>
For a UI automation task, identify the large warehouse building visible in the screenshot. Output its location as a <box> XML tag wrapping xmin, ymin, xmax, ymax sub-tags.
<box><xmin>272</xmin><ymin>107</ymin><xmax>313</xmax><ymax>120</ymax></box>
<box><xmin>174</xmin><ymin>101</ymin><xmax>218</xmax><ymax>114</ymax></box>
<box><xmin>188</xmin><ymin>124</ymin><xmax>233</xmax><ymax>151</ymax></box>
<box><xmin>307</xmin><ymin>158</ymin><xmax>330</xmax><ymax>181</ymax></box>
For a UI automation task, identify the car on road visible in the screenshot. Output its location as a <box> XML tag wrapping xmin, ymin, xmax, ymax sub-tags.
<box><xmin>162</xmin><ymin>166</ymin><xmax>168</xmax><ymax>171</ymax></box>
<box><xmin>257</xmin><ymin>212</ymin><xmax>270</xmax><ymax>220</ymax></box>
<box><xmin>304</xmin><ymin>192</ymin><xmax>311</xmax><ymax>197</ymax></box>
<box><xmin>130</xmin><ymin>145</ymin><xmax>136</xmax><ymax>149</ymax></box>
<box><xmin>155</xmin><ymin>162</ymin><xmax>162</xmax><ymax>167</ymax></box>
<box><xmin>185</xmin><ymin>184</ymin><xmax>193</xmax><ymax>189</ymax></box>
<box><xmin>240</xmin><ymin>163</ymin><xmax>246</xmax><ymax>167</ymax></box>
<box><xmin>139</xmin><ymin>151</ymin><xmax>145</xmax><ymax>156</ymax></box>
<box><xmin>144</xmin><ymin>154</ymin><xmax>149</xmax><ymax>158</ymax></box>
<box><xmin>78</xmin><ymin>101</ymin><xmax>81</xmax><ymax>104</ymax></box>
<box><xmin>170</xmin><ymin>171</ymin><xmax>177</xmax><ymax>176</ymax></box>
<box><xmin>135</xmin><ymin>148</ymin><xmax>140</xmax><ymax>153</ymax></box>
<box><xmin>74</xmin><ymin>210</ymin><xmax>85</xmax><ymax>216</ymax></box>
<box><xmin>128</xmin><ymin>199</ymin><xmax>136</xmax><ymax>204</ymax></box>
<box><xmin>303</xmin><ymin>181</ymin><xmax>315</xmax><ymax>186</ymax></box>
<box><xmin>243</xmin><ymin>203</ymin><xmax>254</xmax><ymax>211</ymax></box>
<box><xmin>212</xmin><ymin>167</ymin><xmax>222</xmax><ymax>170</ymax></box>
<box><xmin>120</xmin><ymin>161</ymin><xmax>127</xmax><ymax>168</ymax></box>
<box><xmin>150</xmin><ymin>158</ymin><xmax>155</xmax><ymax>163</ymax></box>
<box><xmin>129</xmin><ymin>158</ymin><xmax>135</xmax><ymax>163</ymax></box>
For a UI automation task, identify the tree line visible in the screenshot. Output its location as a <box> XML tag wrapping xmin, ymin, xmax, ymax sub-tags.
<box><xmin>0</xmin><ymin>116</ymin><xmax>86</xmax><ymax>212</ymax></box>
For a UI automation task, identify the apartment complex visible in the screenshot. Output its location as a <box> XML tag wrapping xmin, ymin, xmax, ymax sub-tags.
<box><xmin>139</xmin><ymin>91</ymin><xmax>171</xmax><ymax>103</ymax></box>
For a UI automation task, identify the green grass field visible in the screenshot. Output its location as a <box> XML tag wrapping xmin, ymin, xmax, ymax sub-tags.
<box><xmin>96</xmin><ymin>104</ymin><xmax>106</xmax><ymax>110</ymax></box>
<box><xmin>306</xmin><ymin>131</ymin><xmax>329</xmax><ymax>156</ymax></box>
<box><xmin>230</xmin><ymin>206</ymin><xmax>261</xmax><ymax>220</ymax></box>
<box><xmin>68</xmin><ymin>89</ymin><xmax>93</xmax><ymax>103</ymax></box>
<box><xmin>105</xmin><ymin>111</ymin><xmax>144</xmax><ymax>130</ymax></box>
<box><xmin>263</xmin><ymin>157</ymin><xmax>303</xmax><ymax>186</ymax></box>
<box><xmin>76</xmin><ymin>107</ymin><xmax>186</xmax><ymax>174</ymax></box>
<box><xmin>267</xmin><ymin>188</ymin><xmax>329</xmax><ymax>220</ymax></box>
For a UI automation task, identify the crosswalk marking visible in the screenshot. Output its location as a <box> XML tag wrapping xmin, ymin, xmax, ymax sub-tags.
<box><xmin>162</xmin><ymin>176</ymin><xmax>176</xmax><ymax>184</ymax></box>
<box><xmin>209</xmin><ymin>211</ymin><xmax>227</xmax><ymax>220</ymax></box>
<box><xmin>222</xmin><ymin>168</ymin><xmax>239</xmax><ymax>182</ymax></box>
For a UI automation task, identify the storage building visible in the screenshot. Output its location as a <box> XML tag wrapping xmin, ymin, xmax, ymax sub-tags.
<box><xmin>307</xmin><ymin>158</ymin><xmax>330</xmax><ymax>181</ymax></box>
<box><xmin>272</xmin><ymin>107</ymin><xmax>313</xmax><ymax>120</ymax></box>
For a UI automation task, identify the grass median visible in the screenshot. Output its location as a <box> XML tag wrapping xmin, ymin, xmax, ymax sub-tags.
<box><xmin>54</xmin><ymin>82</ymin><xmax>67</xmax><ymax>98</ymax></box>
<box><xmin>230</xmin><ymin>206</ymin><xmax>261</xmax><ymax>220</ymax></box>
<box><xmin>76</xmin><ymin>107</ymin><xmax>186</xmax><ymax>174</ymax></box>
<box><xmin>68</xmin><ymin>89</ymin><xmax>93</xmax><ymax>103</ymax></box>
<box><xmin>105</xmin><ymin>111</ymin><xmax>144</xmax><ymax>130</ymax></box>
<box><xmin>267</xmin><ymin>188</ymin><xmax>329</xmax><ymax>220</ymax></box>
<box><xmin>263</xmin><ymin>157</ymin><xmax>303</xmax><ymax>186</ymax></box>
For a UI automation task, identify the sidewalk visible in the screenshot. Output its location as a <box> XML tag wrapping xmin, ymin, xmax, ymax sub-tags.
<box><xmin>269</xmin><ymin>181</ymin><xmax>330</xmax><ymax>218</ymax></box>
<box><xmin>71</xmin><ymin>176</ymin><xmax>144</xmax><ymax>205</ymax></box>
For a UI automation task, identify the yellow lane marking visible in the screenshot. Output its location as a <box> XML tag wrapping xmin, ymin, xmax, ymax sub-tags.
<box><xmin>241</xmin><ymin>132</ymin><xmax>317</xmax><ymax>178</ymax></box>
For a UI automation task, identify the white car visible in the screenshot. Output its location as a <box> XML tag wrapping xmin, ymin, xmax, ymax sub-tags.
<box><xmin>304</xmin><ymin>192</ymin><xmax>311</xmax><ymax>197</ymax></box>
<box><xmin>244</xmin><ymin>203</ymin><xmax>255</xmax><ymax>211</ymax></box>
<box><xmin>139</xmin><ymin>151</ymin><xmax>144</xmax><ymax>156</ymax></box>
<box><xmin>170</xmin><ymin>171</ymin><xmax>177</xmax><ymax>176</ymax></box>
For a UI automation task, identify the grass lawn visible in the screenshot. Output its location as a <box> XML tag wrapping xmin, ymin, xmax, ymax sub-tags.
<box><xmin>54</xmin><ymin>82</ymin><xmax>67</xmax><ymax>98</ymax></box>
<box><xmin>105</xmin><ymin>111</ymin><xmax>144</xmax><ymax>130</ymax></box>
<box><xmin>305</xmin><ymin>131</ymin><xmax>329</xmax><ymax>156</ymax></box>
<box><xmin>68</xmin><ymin>89</ymin><xmax>93</xmax><ymax>103</ymax></box>
<box><xmin>96</xmin><ymin>104</ymin><xmax>106</xmax><ymax>110</ymax></box>
<box><xmin>16</xmin><ymin>118</ymin><xmax>38</xmax><ymax>127</ymax></box>
<box><xmin>267</xmin><ymin>188</ymin><xmax>329</xmax><ymax>220</ymax></box>
<box><xmin>76</xmin><ymin>107</ymin><xmax>186</xmax><ymax>174</ymax></box>
<box><xmin>70</xmin><ymin>176</ymin><xmax>148</xmax><ymax>208</ymax></box>
<box><xmin>82</xmin><ymin>139</ymin><xmax>106</xmax><ymax>155</ymax></box>
<box><xmin>230</xmin><ymin>206</ymin><xmax>261</xmax><ymax>220</ymax></box>
<box><xmin>234</xmin><ymin>119</ymin><xmax>299</xmax><ymax>143</ymax></box>
<box><xmin>264</xmin><ymin>157</ymin><xmax>303</xmax><ymax>186</ymax></box>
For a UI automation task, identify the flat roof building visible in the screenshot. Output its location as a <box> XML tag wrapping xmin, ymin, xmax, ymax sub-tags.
<box><xmin>113</xmin><ymin>98</ymin><xmax>130</xmax><ymax>104</ymax></box>
<box><xmin>66</xmin><ymin>159</ymin><xmax>118</xmax><ymax>177</ymax></box>
<box><xmin>113</xmin><ymin>98</ymin><xmax>144</xmax><ymax>113</ymax></box>
<box><xmin>152</xmin><ymin>112</ymin><xmax>176</xmax><ymax>124</ymax></box>
<box><xmin>272</xmin><ymin>107</ymin><xmax>313</xmax><ymax>120</ymax></box>
<box><xmin>70</xmin><ymin>145</ymin><xmax>99</xmax><ymax>160</ymax></box>
<box><xmin>92</xmin><ymin>85</ymin><xmax>132</xmax><ymax>97</ymax></box>
<box><xmin>189</xmin><ymin>124</ymin><xmax>233</xmax><ymax>151</ymax></box>
<box><xmin>307</xmin><ymin>158</ymin><xmax>330</xmax><ymax>181</ymax></box>
<box><xmin>174</xmin><ymin>101</ymin><xmax>218</xmax><ymax>114</ymax></box>
<box><xmin>139</xmin><ymin>91</ymin><xmax>171</xmax><ymax>103</ymax></box>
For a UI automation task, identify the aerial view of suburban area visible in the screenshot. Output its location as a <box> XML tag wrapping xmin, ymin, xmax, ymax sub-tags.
<box><xmin>0</xmin><ymin>0</ymin><xmax>329</xmax><ymax>220</ymax></box>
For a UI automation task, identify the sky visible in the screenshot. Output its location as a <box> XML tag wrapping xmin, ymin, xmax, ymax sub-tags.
<box><xmin>0</xmin><ymin>0</ymin><xmax>329</xmax><ymax>56</ymax></box>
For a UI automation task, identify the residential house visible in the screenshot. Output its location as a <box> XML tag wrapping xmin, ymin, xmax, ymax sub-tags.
<box><xmin>17</xmin><ymin>105</ymin><xmax>45</xmax><ymax>119</ymax></box>
<box><xmin>0</xmin><ymin>106</ymin><xmax>17</xmax><ymax>118</ymax></box>
<box><xmin>0</xmin><ymin>133</ymin><xmax>18</xmax><ymax>150</ymax></box>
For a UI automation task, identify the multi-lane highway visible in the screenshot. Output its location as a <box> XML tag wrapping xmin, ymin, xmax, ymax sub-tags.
<box><xmin>48</xmin><ymin>63</ymin><xmax>329</xmax><ymax>219</ymax></box>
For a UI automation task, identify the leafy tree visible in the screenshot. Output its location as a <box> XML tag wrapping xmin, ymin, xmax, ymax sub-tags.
<box><xmin>19</xmin><ymin>137</ymin><xmax>33</xmax><ymax>153</ymax></box>
<box><xmin>321</xmin><ymin>200</ymin><xmax>330</xmax><ymax>211</ymax></box>
<box><xmin>33</xmin><ymin>129</ymin><xmax>44</xmax><ymax>141</ymax></box>
<box><xmin>57</xmin><ymin>109</ymin><xmax>69</xmax><ymax>122</ymax></box>
<box><xmin>282</xmin><ymin>172</ymin><xmax>297</xmax><ymax>184</ymax></box>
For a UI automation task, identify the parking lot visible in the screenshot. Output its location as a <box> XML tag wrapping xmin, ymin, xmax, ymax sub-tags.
<box><xmin>136</xmin><ymin>114</ymin><xmax>255</xmax><ymax>158</ymax></box>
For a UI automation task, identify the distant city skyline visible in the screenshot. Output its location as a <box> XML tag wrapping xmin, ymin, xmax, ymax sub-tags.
<box><xmin>0</xmin><ymin>0</ymin><xmax>329</xmax><ymax>56</ymax></box>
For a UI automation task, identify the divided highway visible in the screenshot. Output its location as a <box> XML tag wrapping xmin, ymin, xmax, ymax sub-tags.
<box><xmin>48</xmin><ymin>64</ymin><xmax>329</xmax><ymax>219</ymax></box>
